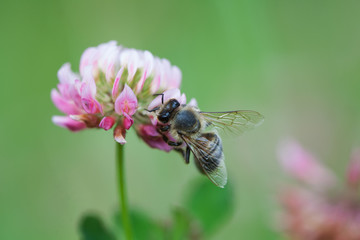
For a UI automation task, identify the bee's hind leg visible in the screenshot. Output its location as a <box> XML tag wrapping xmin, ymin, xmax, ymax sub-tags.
<box><xmin>173</xmin><ymin>148</ymin><xmax>190</xmax><ymax>164</ymax></box>
<box><xmin>184</xmin><ymin>146</ymin><xmax>190</xmax><ymax>164</ymax></box>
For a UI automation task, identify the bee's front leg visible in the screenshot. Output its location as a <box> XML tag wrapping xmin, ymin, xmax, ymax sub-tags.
<box><xmin>161</xmin><ymin>134</ymin><xmax>183</xmax><ymax>147</ymax></box>
<box><xmin>158</xmin><ymin>124</ymin><xmax>170</xmax><ymax>132</ymax></box>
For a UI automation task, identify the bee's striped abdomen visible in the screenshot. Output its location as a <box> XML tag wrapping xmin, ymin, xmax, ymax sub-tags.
<box><xmin>196</xmin><ymin>132</ymin><xmax>224</xmax><ymax>173</ymax></box>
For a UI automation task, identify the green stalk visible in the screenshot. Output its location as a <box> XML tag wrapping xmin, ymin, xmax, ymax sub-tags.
<box><xmin>116</xmin><ymin>143</ymin><xmax>133</xmax><ymax>240</ymax></box>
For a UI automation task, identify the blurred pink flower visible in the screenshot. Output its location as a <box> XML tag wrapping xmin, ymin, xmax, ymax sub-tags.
<box><xmin>51</xmin><ymin>41</ymin><xmax>195</xmax><ymax>151</ymax></box>
<box><xmin>347</xmin><ymin>148</ymin><xmax>360</xmax><ymax>188</ymax></box>
<box><xmin>277</xmin><ymin>140</ymin><xmax>360</xmax><ymax>240</ymax></box>
<box><xmin>277</xmin><ymin>139</ymin><xmax>336</xmax><ymax>189</ymax></box>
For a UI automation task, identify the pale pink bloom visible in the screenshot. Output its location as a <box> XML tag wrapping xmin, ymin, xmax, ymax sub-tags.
<box><xmin>277</xmin><ymin>139</ymin><xmax>336</xmax><ymax>189</ymax></box>
<box><xmin>277</xmin><ymin>140</ymin><xmax>360</xmax><ymax>240</ymax></box>
<box><xmin>51</xmin><ymin>41</ymin><xmax>189</xmax><ymax>146</ymax></box>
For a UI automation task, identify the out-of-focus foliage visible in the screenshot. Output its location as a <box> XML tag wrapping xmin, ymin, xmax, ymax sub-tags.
<box><xmin>80</xmin><ymin>215</ymin><xmax>115</xmax><ymax>240</ymax></box>
<box><xmin>185</xmin><ymin>180</ymin><xmax>234</xmax><ymax>235</ymax></box>
<box><xmin>80</xmin><ymin>179</ymin><xmax>233</xmax><ymax>239</ymax></box>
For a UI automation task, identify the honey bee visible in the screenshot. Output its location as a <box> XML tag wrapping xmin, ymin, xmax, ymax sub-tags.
<box><xmin>148</xmin><ymin>94</ymin><xmax>264</xmax><ymax>188</ymax></box>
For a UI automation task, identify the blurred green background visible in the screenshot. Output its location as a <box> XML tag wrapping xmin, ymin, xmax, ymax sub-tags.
<box><xmin>1</xmin><ymin>0</ymin><xmax>360</xmax><ymax>239</ymax></box>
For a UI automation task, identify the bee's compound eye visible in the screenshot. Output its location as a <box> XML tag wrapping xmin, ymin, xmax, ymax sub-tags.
<box><xmin>158</xmin><ymin>112</ymin><xmax>170</xmax><ymax>123</ymax></box>
<box><xmin>170</xmin><ymin>99</ymin><xmax>180</xmax><ymax>109</ymax></box>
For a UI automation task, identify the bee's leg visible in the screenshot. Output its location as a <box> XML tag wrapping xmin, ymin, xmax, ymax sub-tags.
<box><xmin>161</xmin><ymin>134</ymin><xmax>183</xmax><ymax>147</ymax></box>
<box><xmin>185</xmin><ymin>146</ymin><xmax>190</xmax><ymax>164</ymax></box>
<box><xmin>158</xmin><ymin>125</ymin><xmax>170</xmax><ymax>132</ymax></box>
<box><xmin>153</xmin><ymin>93</ymin><xmax>164</xmax><ymax>104</ymax></box>
<box><xmin>174</xmin><ymin>147</ymin><xmax>190</xmax><ymax>164</ymax></box>
<box><xmin>177</xmin><ymin>134</ymin><xmax>190</xmax><ymax>164</ymax></box>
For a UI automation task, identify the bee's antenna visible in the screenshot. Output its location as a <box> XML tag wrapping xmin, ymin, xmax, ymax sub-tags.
<box><xmin>153</xmin><ymin>93</ymin><xmax>164</xmax><ymax>104</ymax></box>
<box><xmin>145</xmin><ymin>107</ymin><xmax>160</xmax><ymax>112</ymax></box>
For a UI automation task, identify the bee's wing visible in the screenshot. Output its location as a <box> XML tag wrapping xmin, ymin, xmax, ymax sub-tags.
<box><xmin>181</xmin><ymin>133</ymin><xmax>227</xmax><ymax>188</ymax></box>
<box><xmin>200</xmin><ymin>110</ymin><xmax>264</xmax><ymax>135</ymax></box>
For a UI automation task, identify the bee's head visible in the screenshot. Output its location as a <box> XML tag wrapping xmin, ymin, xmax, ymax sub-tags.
<box><xmin>157</xmin><ymin>99</ymin><xmax>180</xmax><ymax>123</ymax></box>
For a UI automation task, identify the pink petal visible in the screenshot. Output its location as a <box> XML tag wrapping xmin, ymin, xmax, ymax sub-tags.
<box><xmin>277</xmin><ymin>139</ymin><xmax>336</xmax><ymax>188</ymax></box>
<box><xmin>112</xmin><ymin>67</ymin><xmax>124</xmax><ymax>99</ymax></box>
<box><xmin>98</xmin><ymin>42</ymin><xmax>119</xmax><ymax>76</ymax></box>
<box><xmin>150</xmin><ymin>75</ymin><xmax>161</xmax><ymax>94</ymax></box>
<box><xmin>57</xmin><ymin>83</ymin><xmax>71</xmax><ymax>100</ymax></box>
<box><xmin>114</xmin><ymin>84</ymin><xmax>138</xmax><ymax>116</ymax></box>
<box><xmin>136</xmin><ymin>124</ymin><xmax>172</xmax><ymax>152</ymax></box>
<box><xmin>94</xmin><ymin>99</ymin><xmax>104</xmax><ymax>115</ymax></box>
<box><xmin>70</xmin><ymin>114</ymin><xmax>100</xmax><ymax>128</ymax></box>
<box><xmin>57</xmin><ymin>63</ymin><xmax>78</xmax><ymax>84</ymax></box>
<box><xmin>120</xmin><ymin>49</ymin><xmax>139</xmax><ymax>82</ymax></box>
<box><xmin>113</xmin><ymin>124</ymin><xmax>126</xmax><ymax>144</ymax></box>
<box><xmin>81</xmin><ymin>97</ymin><xmax>103</xmax><ymax>115</ymax></box>
<box><xmin>148</xmin><ymin>88</ymin><xmax>181</xmax><ymax>110</ymax></box>
<box><xmin>179</xmin><ymin>93</ymin><xmax>186</xmax><ymax>105</ymax></box>
<box><xmin>99</xmin><ymin>116</ymin><xmax>115</xmax><ymax>131</ymax></box>
<box><xmin>105</xmin><ymin>62</ymin><xmax>114</xmax><ymax>82</ymax></box>
<box><xmin>135</xmin><ymin>51</ymin><xmax>154</xmax><ymax>94</ymax></box>
<box><xmin>149</xmin><ymin>115</ymin><xmax>158</xmax><ymax>126</ymax></box>
<box><xmin>80</xmin><ymin>81</ymin><xmax>103</xmax><ymax>114</ymax></box>
<box><xmin>52</xmin><ymin>116</ymin><xmax>86</xmax><ymax>132</ymax></box>
<box><xmin>82</xmin><ymin>69</ymin><xmax>97</xmax><ymax>97</ymax></box>
<box><xmin>347</xmin><ymin>148</ymin><xmax>360</xmax><ymax>188</ymax></box>
<box><xmin>123</xmin><ymin>113</ymin><xmax>134</xmax><ymax>130</ymax></box>
<box><xmin>168</xmin><ymin>66</ymin><xmax>182</xmax><ymax>89</ymax></box>
<box><xmin>160</xmin><ymin>59</ymin><xmax>172</xmax><ymax>89</ymax></box>
<box><xmin>188</xmin><ymin>98</ymin><xmax>198</xmax><ymax>107</ymax></box>
<box><xmin>80</xmin><ymin>47</ymin><xmax>98</xmax><ymax>76</ymax></box>
<box><xmin>136</xmin><ymin>70</ymin><xmax>148</xmax><ymax>94</ymax></box>
<box><xmin>51</xmin><ymin>89</ymin><xmax>82</xmax><ymax>115</ymax></box>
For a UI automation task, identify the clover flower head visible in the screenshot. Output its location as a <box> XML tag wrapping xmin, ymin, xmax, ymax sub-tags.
<box><xmin>51</xmin><ymin>41</ymin><xmax>186</xmax><ymax>146</ymax></box>
<box><xmin>277</xmin><ymin>140</ymin><xmax>360</xmax><ymax>240</ymax></box>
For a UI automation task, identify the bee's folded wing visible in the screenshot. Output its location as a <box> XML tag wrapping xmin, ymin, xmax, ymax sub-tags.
<box><xmin>181</xmin><ymin>133</ymin><xmax>227</xmax><ymax>188</ymax></box>
<box><xmin>200</xmin><ymin>110</ymin><xmax>264</xmax><ymax>135</ymax></box>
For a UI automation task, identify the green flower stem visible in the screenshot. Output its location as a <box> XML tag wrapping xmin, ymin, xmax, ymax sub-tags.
<box><xmin>116</xmin><ymin>143</ymin><xmax>133</xmax><ymax>240</ymax></box>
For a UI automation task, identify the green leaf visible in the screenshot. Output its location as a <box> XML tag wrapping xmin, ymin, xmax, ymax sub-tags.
<box><xmin>114</xmin><ymin>208</ymin><xmax>167</xmax><ymax>240</ymax></box>
<box><xmin>185</xmin><ymin>179</ymin><xmax>234</xmax><ymax>235</ymax></box>
<box><xmin>170</xmin><ymin>208</ymin><xmax>192</xmax><ymax>240</ymax></box>
<box><xmin>79</xmin><ymin>214</ymin><xmax>116</xmax><ymax>240</ymax></box>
